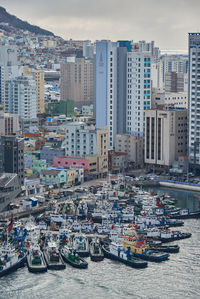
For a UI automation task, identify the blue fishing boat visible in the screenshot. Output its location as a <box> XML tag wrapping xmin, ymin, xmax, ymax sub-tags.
<box><xmin>169</xmin><ymin>208</ymin><xmax>200</xmax><ymax>219</ymax></box>
<box><xmin>102</xmin><ymin>242</ymin><xmax>148</xmax><ymax>268</ymax></box>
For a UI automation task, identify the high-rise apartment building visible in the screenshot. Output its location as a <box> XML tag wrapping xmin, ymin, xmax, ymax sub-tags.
<box><xmin>161</xmin><ymin>54</ymin><xmax>188</xmax><ymax>74</ymax></box>
<box><xmin>33</xmin><ymin>70</ymin><xmax>45</xmax><ymax>114</ymax></box>
<box><xmin>96</xmin><ymin>40</ymin><xmax>154</xmax><ymax>148</ymax></box>
<box><xmin>96</xmin><ymin>41</ymin><xmax>118</xmax><ymax>149</ymax></box>
<box><xmin>165</xmin><ymin>72</ymin><xmax>184</xmax><ymax>92</ymax></box>
<box><xmin>24</xmin><ymin>68</ymin><xmax>45</xmax><ymax>114</ymax></box>
<box><xmin>188</xmin><ymin>33</ymin><xmax>200</xmax><ymax>165</ymax></box>
<box><xmin>0</xmin><ymin>135</ymin><xmax>24</xmax><ymax>185</ymax></box>
<box><xmin>4</xmin><ymin>76</ymin><xmax>37</xmax><ymax>121</ymax></box>
<box><xmin>60</xmin><ymin>57</ymin><xmax>94</xmax><ymax>108</ymax></box>
<box><xmin>96</xmin><ymin>40</ymin><xmax>132</xmax><ymax>148</ymax></box>
<box><xmin>126</xmin><ymin>51</ymin><xmax>151</xmax><ymax>136</ymax></box>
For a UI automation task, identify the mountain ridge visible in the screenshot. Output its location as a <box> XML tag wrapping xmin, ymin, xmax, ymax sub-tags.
<box><xmin>0</xmin><ymin>6</ymin><xmax>54</xmax><ymax>36</ymax></box>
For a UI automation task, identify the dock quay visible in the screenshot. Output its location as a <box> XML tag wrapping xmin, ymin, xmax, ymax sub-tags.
<box><xmin>0</xmin><ymin>205</ymin><xmax>48</xmax><ymax>221</ymax></box>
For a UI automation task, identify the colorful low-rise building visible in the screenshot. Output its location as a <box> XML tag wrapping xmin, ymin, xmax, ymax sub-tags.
<box><xmin>33</xmin><ymin>159</ymin><xmax>47</xmax><ymax>174</ymax></box>
<box><xmin>40</xmin><ymin>169</ymin><xmax>66</xmax><ymax>187</ymax></box>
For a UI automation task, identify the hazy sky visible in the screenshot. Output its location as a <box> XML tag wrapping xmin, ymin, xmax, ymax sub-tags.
<box><xmin>0</xmin><ymin>0</ymin><xmax>200</xmax><ymax>52</ymax></box>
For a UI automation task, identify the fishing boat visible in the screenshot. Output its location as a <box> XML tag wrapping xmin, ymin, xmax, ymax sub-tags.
<box><xmin>43</xmin><ymin>241</ymin><xmax>66</xmax><ymax>270</ymax></box>
<box><xmin>169</xmin><ymin>208</ymin><xmax>200</xmax><ymax>219</ymax></box>
<box><xmin>27</xmin><ymin>245</ymin><xmax>47</xmax><ymax>273</ymax></box>
<box><xmin>60</xmin><ymin>247</ymin><xmax>88</xmax><ymax>269</ymax></box>
<box><xmin>102</xmin><ymin>242</ymin><xmax>148</xmax><ymax>268</ymax></box>
<box><xmin>158</xmin><ymin>230</ymin><xmax>192</xmax><ymax>243</ymax></box>
<box><xmin>0</xmin><ymin>245</ymin><xmax>27</xmax><ymax>277</ymax></box>
<box><xmin>89</xmin><ymin>238</ymin><xmax>104</xmax><ymax>262</ymax></box>
<box><xmin>148</xmin><ymin>244</ymin><xmax>180</xmax><ymax>253</ymax></box>
<box><xmin>73</xmin><ymin>233</ymin><xmax>89</xmax><ymax>257</ymax></box>
<box><xmin>123</xmin><ymin>237</ymin><xmax>169</xmax><ymax>262</ymax></box>
<box><xmin>165</xmin><ymin>219</ymin><xmax>184</xmax><ymax>227</ymax></box>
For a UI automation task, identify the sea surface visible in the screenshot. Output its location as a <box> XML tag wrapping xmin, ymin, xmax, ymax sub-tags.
<box><xmin>0</xmin><ymin>187</ymin><xmax>200</xmax><ymax>299</ymax></box>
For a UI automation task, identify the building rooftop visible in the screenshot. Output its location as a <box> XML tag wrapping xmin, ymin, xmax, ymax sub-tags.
<box><xmin>0</xmin><ymin>173</ymin><xmax>17</xmax><ymax>187</ymax></box>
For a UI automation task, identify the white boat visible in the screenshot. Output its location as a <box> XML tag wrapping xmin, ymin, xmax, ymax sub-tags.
<box><xmin>0</xmin><ymin>244</ymin><xmax>27</xmax><ymax>277</ymax></box>
<box><xmin>73</xmin><ymin>233</ymin><xmax>89</xmax><ymax>257</ymax></box>
<box><xmin>27</xmin><ymin>244</ymin><xmax>47</xmax><ymax>273</ymax></box>
<box><xmin>50</xmin><ymin>213</ymin><xmax>65</xmax><ymax>224</ymax></box>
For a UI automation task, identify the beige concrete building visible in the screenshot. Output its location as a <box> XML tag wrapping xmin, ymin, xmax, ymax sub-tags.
<box><xmin>115</xmin><ymin>134</ymin><xmax>143</xmax><ymax>168</ymax></box>
<box><xmin>60</xmin><ymin>57</ymin><xmax>94</xmax><ymax>107</ymax></box>
<box><xmin>24</xmin><ymin>68</ymin><xmax>45</xmax><ymax>114</ymax></box>
<box><xmin>33</xmin><ymin>70</ymin><xmax>45</xmax><ymax>114</ymax></box>
<box><xmin>0</xmin><ymin>107</ymin><xmax>20</xmax><ymax>136</ymax></box>
<box><xmin>144</xmin><ymin>108</ymin><xmax>187</xmax><ymax>166</ymax></box>
<box><xmin>152</xmin><ymin>89</ymin><xmax>188</xmax><ymax>109</ymax></box>
<box><xmin>97</xmin><ymin>127</ymin><xmax>108</xmax><ymax>176</ymax></box>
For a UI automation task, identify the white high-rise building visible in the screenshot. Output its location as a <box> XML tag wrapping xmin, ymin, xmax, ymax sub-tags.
<box><xmin>96</xmin><ymin>40</ymin><xmax>156</xmax><ymax>146</ymax></box>
<box><xmin>126</xmin><ymin>51</ymin><xmax>151</xmax><ymax>136</ymax></box>
<box><xmin>188</xmin><ymin>33</ymin><xmax>200</xmax><ymax>166</ymax></box>
<box><xmin>96</xmin><ymin>41</ymin><xmax>118</xmax><ymax>149</ymax></box>
<box><xmin>4</xmin><ymin>76</ymin><xmax>37</xmax><ymax>120</ymax></box>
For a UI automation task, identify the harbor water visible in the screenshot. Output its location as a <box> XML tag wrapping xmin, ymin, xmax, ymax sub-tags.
<box><xmin>0</xmin><ymin>187</ymin><xmax>200</xmax><ymax>299</ymax></box>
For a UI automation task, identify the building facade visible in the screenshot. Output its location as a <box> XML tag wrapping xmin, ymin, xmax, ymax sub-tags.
<box><xmin>126</xmin><ymin>51</ymin><xmax>151</xmax><ymax>136</ymax></box>
<box><xmin>188</xmin><ymin>33</ymin><xmax>200</xmax><ymax>166</ymax></box>
<box><xmin>115</xmin><ymin>134</ymin><xmax>143</xmax><ymax>167</ymax></box>
<box><xmin>60</xmin><ymin>57</ymin><xmax>94</xmax><ymax>107</ymax></box>
<box><xmin>0</xmin><ymin>135</ymin><xmax>24</xmax><ymax>185</ymax></box>
<box><xmin>0</xmin><ymin>108</ymin><xmax>20</xmax><ymax>135</ymax></box>
<box><xmin>145</xmin><ymin>108</ymin><xmax>187</xmax><ymax>166</ymax></box>
<box><xmin>152</xmin><ymin>90</ymin><xmax>188</xmax><ymax>109</ymax></box>
<box><xmin>4</xmin><ymin>76</ymin><xmax>37</xmax><ymax>121</ymax></box>
<box><xmin>0</xmin><ymin>173</ymin><xmax>21</xmax><ymax>211</ymax></box>
<box><xmin>33</xmin><ymin>70</ymin><xmax>45</xmax><ymax>114</ymax></box>
<box><xmin>40</xmin><ymin>146</ymin><xmax>65</xmax><ymax>165</ymax></box>
<box><xmin>165</xmin><ymin>72</ymin><xmax>184</xmax><ymax>92</ymax></box>
<box><xmin>65</xmin><ymin>122</ymin><xmax>97</xmax><ymax>156</ymax></box>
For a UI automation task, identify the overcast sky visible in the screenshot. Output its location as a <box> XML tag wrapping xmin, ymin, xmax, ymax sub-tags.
<box><xmin>0</xmin><ymin>0</ymin><xmax>199</xmax><ymax>52</ymax></box>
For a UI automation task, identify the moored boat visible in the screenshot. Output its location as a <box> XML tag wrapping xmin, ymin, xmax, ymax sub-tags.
<box><xmin>60</xmin><ymin>247</ymin><xmax>88</xmax><ymax>269</ymax></box>
<box><xmin>27</xmin><ymin>245</ymin><xmax>47</xmax><ymax>273</ymax></box>
<box><xmin>0</xmin><ymin>245</ymin><xmax>27</xmax><ymax>277</ymax></box>
<box><xmin>169</xmin><ymin>208</ymin><xmax>200</xmax><ymax>219</ymax></box>
<box><xmin>123</xmin><ymin>237</ymin><xmax>169</xmax><ymax>262</ymax></box>
<box><xmin>102</xmin><ymin>242</ymin><xmax>148</xmax><ymax>268</ymax></box>
<box><xmin>43</xmin><ymin>241</ymin><xmax>66</xmax><ymax>270</ymax></box>
<box><xmin>149</xmin><ymin>244</ymin><xmax>180</xmax><ymax>253</ymax></box>
<box><xmin>89</xmin><ymin>238</ymin><xmax>104</xmax><ymax>262</ymax></box>
<box><xmin>158</xmin><ymin>230</ymin><xmax>191</xmax><ymax>243</ymax></box>
<box><xmin>73</xmin><ymin>233</ymin><xmax>89</xmax><ymax>257</ymax></box>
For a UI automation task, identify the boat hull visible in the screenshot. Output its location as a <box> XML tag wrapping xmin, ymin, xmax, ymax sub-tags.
<box><xmin>61</xmin><ymin>253</ymin><xmax>88</xmax><ymax>269</ymax></box>
<box><xmin>76</xmin><ymin>251</ymin><xmax>89</xmax><ymax>257</ymax></box>
<box><xmin>90</xmin><ymin>253</ymin><xmax>104</xmax><ymax>262</ymax></box>
<box><xmin>102</xmin><ymin>246</ymin><xmax>147</xmax><ymax>268</ymax></box>
<box><xmin>0</xmin><ymin>254</ymin><xmax>27</xmax><ymax>278</ymax></box>
<box><xmin>158</xmin><ymin>233</ymin><xmax>191</xmax><ymax>243</ymax></box>
<box><xmin>27</xmin><ymin>253</ymin><xmax>47</xmax><ymax>273</ymax></box>
<box><xmin>149</xmin><ymin>245</ymin><xmax>179</xmax><ymax>253</ymax></box>
<box><xmin>43</xmin><ymin>251</ymin><xmax>66</xmax><ymax>270</ymax></box>
<box><xmin>169</xmin><ymin>212</ymin><xmax>200</xmax><ymax>219</ymax></box>
<box><xmin>133</xmin><ymin>252</ymin><xmax>169</xmax><ymax>262</ymax></box>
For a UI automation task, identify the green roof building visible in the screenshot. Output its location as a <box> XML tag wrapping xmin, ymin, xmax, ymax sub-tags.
<box><xmin>46</xmin><ymin>100</ymin><xmax>74</xmax><ymax>117</ymax></box>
